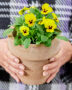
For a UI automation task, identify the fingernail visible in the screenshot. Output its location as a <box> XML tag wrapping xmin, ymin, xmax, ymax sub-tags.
<box><xmin>43</xmin><ymin>66</ymin><xmax>48</xmax><ymax>70</ymax></box>
<box><xmin>15</xmin><ymin>77</ymin><xmax>19</xmax><ymax>83</ymax></box>
<box><xmin>43</xmin><ymin>72</ymin><xmax>48</xmax><ymax>76</ymax></box>
<box><xmin>19</xmin><ymin>65</ymin><xmax>25</xmax><ymax>70</ymax></box>
<box><xmin>15</xmin><ymin>58</ymin><xmax>19</xmax><ymax>63</ymax></box>
<box><xmin>19</xmin><ymin>71</ymin><xmax>24</xmax><ymax>76</ymax></box>
<box><xmin>50</xmin><ymin>58</ymin><xmax>55</xmax><ymax>61</ymax></box>
<box><xmin>16</xmin><ymin>79</ymin><xmax>19</xmax><ymax>83</ymax></box>
<box><xmin>47</xmin><ymin>80</ymin><xmax>50</xmax><ymax>83</ymax></box>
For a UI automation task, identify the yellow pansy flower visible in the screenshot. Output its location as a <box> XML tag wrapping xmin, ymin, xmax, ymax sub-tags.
<box><xmin>20</xmin><ymin>26</ymin><xmax>29</xmax><ymax>36</ymax></box>
<box><xmin>52</xmin><ymin>13</ymin><xmax>59</xmax><ymax>22</ymax></box>
<box><xmin>19</xmin><ymin>7</ymin><xmax>29</xmax><ymax>15</ymax></box>
<box><xmin>23</xmin><ymin>7</ymin><xmax>29</xmax><ymax>11</ymax></box>
<box><xmin>27</xmin><ymin>10</ymin><xmax>30</xmax><ymax>13</ymax></box>
<box><xmin>44</xmin><ymin>19</ymin><xmax>57</xmax><ymax>32</ymax></box>
<box><xmin>42</xmin><ymin>3</ymin><xmax>49</xmax><ymax>9</ymax></box>
<box><xmin>25</xmin><ymin>13</ymin><xmax>36</xmax><ymax>27</ymax></box>
<box><xmin>41</xmin><ymin>3</ymin><xmax>53</xmax><ymax>15</ymax></box>
<box><xmin>38</xmin><ymin>17</ymin><xmax>46</xmax><ymax>25</ymax></box>
<box><xmin>19</xmin><ymin>9</ymin><xmax>25</xmax><ymax>15</ymax></box>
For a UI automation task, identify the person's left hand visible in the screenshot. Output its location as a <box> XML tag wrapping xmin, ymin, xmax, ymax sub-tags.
<box><xmin>43</xmin><ymin>40</ymin><xmax>72</xmax><ymax>83</ymax></box>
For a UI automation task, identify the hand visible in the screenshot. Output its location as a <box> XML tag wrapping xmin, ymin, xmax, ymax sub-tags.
<box><xmin>43</xmin><ymin>40</ymin><xmax>72</xmax><ymax>83</ymax></box>
<box><xmin>0</xmin><ymin>38</ymin><xmax>25</xmax><ymax>82</ymax></box>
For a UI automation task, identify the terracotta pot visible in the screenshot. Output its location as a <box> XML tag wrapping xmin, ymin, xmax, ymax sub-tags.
<box><xmin>7</xmin><ymin>37</ymin><xmax>60</xmax><ymax>85</ymax></box>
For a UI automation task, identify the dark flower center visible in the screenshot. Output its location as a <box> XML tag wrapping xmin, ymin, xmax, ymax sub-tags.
<box><xmin>29</xmin><ymin>20</ymin><xmax>33</xmax><ymax>24</ymax></box>
<box><xmin>48</xmin><ymin>26</ymin><xmax>53</xmax><ymax>29</ymax></box>
<box><xmin>23</xmin><ymin>30</ymin><xmax>27</xmax><ymax>33</ymax></box>
<box><xmin>43</xmin><ymin>9</ymin><xmax>48</xmax><ymax>12</ymax></box>
<box><xmin>55</xmin><ymin>17</ymin><xmax>57</xmax><ymax>20</ymax></box>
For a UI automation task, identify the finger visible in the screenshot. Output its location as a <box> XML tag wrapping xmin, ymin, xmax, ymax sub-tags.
<box><xmin>50</xmin><ymin>58</ymin><xmax>55</xmax><ymax>62</ymax></box>
<box><xmin>43</xmin><ymin>61</ymin><xmax>58</xmax><ymax>70</ymax></box>
<box><xmin>4</xmin><ymin>55</ymin><xmax>25</xmax><ymax>70</ymax></box>
<box><xmin>0</xmin><ymin>59</ymin><xmax>5</xmax><ymax>67</ymax></box>
<box><xmin>3</xmin><ymin>60</ymin><xmax>24</xmax><ymax>76</ymax></box>
<box><xmin>46</xmin><ymin>72</ymin><xmax>56</xmax><ymax>83</ymax></box>
<box><xmin>43</xmin><ymin>68</ymin><xmax>57</xmax><ymax>76</ymax></box>
<box><xmin>10</xmin><ymin>73</ymin><xmax>20</xmax><ymax>83</ymax></box>
<box><xmin>2</xmin><ymin>59</ymin><xmax>9</xmax><ymax>67</ymax></box>
<box><xmin>5</xmin><ymin>67</ymin><xmax>20</xmax><ymax>83</ymax></box>
<box><xmin>2</xmin><ymin>62</ymin><xmax>20</xmax><ymax>83</ymax></box>
<box><xmin>7</xmin><ymin>64</ymin><xmax>24</xmax><ymax>76</ymax></box>
<box><xmin>6</xmin><ymin>50</ymin><xmax>19</xmax><ymax>63</ymax></box>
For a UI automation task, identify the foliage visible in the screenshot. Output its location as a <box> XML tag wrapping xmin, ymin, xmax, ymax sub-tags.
<box><xmin>3</xmin><ymin>3</ymin><xmax>69</xmax><ymax>48</ymax></box>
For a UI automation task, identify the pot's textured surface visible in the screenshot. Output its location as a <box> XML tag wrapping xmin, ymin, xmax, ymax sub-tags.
<box><xmin>7</xmin><ymin>37</ymin><xmax>60</xmax><ymax>85</ymax></box>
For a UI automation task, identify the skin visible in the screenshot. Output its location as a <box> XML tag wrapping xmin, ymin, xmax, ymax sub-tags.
<box><xmin>0</xmin><ymin>38</ymin><xmax>25</xmax><ymax>82</ymax></box>
<box><xmin>43</xmin><ymin>40</ymin><xmax>72</xmax><ymax>83</ymax></box>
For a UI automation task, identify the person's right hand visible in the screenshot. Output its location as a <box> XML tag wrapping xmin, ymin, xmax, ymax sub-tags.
<box><xmin>0</xmin><ymin>38</ymin><xmax>25</xmax><ymax>82</ymax></box>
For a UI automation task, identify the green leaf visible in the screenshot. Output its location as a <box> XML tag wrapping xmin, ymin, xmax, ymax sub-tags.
<box><xmin>35</xmin><ymin>8</ymin><xmax>43</xmax><ymax>18</ymax></box>
<box><xmin>30</xmin><ymin>30</ymin><xmax>34</xmax><ymax>36</ymax></box>
<box><xmin>14</xmin><ymin>38</ymin><xmax>22</xmax><ymax>46</ymax></box>
<box><xmin>37</xmin><ymin>33</ymin><xmax>41</xmax><ymax>37</ymax></box>
<box><xmin>8</xmin><ymin>24</ymin><xmax>15</xmax><ymax>28</ymax></box>
<box><xmin>44</xmin><ymin>39</ymin><xmax>51</xmax><ymax>47</ymax></box>
<box><xmin>45</xmin><ymin>32</ymin><xmax>53</xmax><ymax>38</ymax></box>
<box><xmin>3</xmin><ymin>28</ymin><xmax>14</xmax><ymax>37</ymax></box>
<box><xmin>55</xmin><ymin>22</ymin><xmax>58</xmax><ymax>26</ymax></box>
<box><xmin>14</xmin><ymin>16</ymin><xmax>24</xmax><ymax>26</ymax></box>
<box><xmin>36</xmin><ymin>19</ymin><xmax>42</xmax><ymax>22</ymax></box>
<box><xmin>14</xmin><ymin>35</ymin><xmax>22</xmax><ymax>46</ymax></box>
<box><xmin>53</xmin><ymin>28</ymin><xmax>61</xmax><ymax>37</ymax></box>
<box><xmin>15</xmin><ymin>25</ymin><xmax>20</xmax><ymax>31</ymax></box>
<box><xmin>23</xmin><ymin>38</ymin><xmax>31</xmax><ymax>48</ymax></box>
<box><xmin>36</xmin><ymin>24</ymin><xmax>44</xmax><ymax>34</ymax></box>
<box><xmin>56</xmin><ymin>36</ymin><xmax>69</xmax><ymax>41</ymax></box>
<box><xmin>23</xmin><ymin>22</ymin><xmax>28</xmax><ymax>26</ymax></box>
<box><xmin>49</xmin><ymin>29</ymin><xmax>61</xmax><ymax>40</ymax></box>
<box><xmin>41</xmin><ymin>35</ymin><xmax>48</xmax><ymax>42</ymax></box>
<box><xmin>30</xmin><ymin>8</ymin><xmax>42</xmax><ymax>18</ymax></box>
<box><xmin>54</xmin><ymin>28</ymin><xmax>62</xmax><ymax>35</ymax></box>
<box><xmin>46</xmin><ymin>13</ymin><xmax>53</xmax><ymax>19</ymax></box>
<box><xmin>30</xmin><ymin>8</ymin><xmax>36</xmax><ymax>14</ymax></box>
<box><xmin>36</xmin><ymin>41</ymin><xmax>41</xmax><ymax>45</ymax></box>
<box><xmin>55</xmin><ymin>28</ymin><xmax>62</xmax><ymax>33</ymax></box>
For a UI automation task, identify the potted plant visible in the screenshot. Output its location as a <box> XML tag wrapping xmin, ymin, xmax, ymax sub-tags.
<box><xmin>3</xmin><ymin>3</ymin><xmax>68</xmax><ymax>85</ymax></box>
